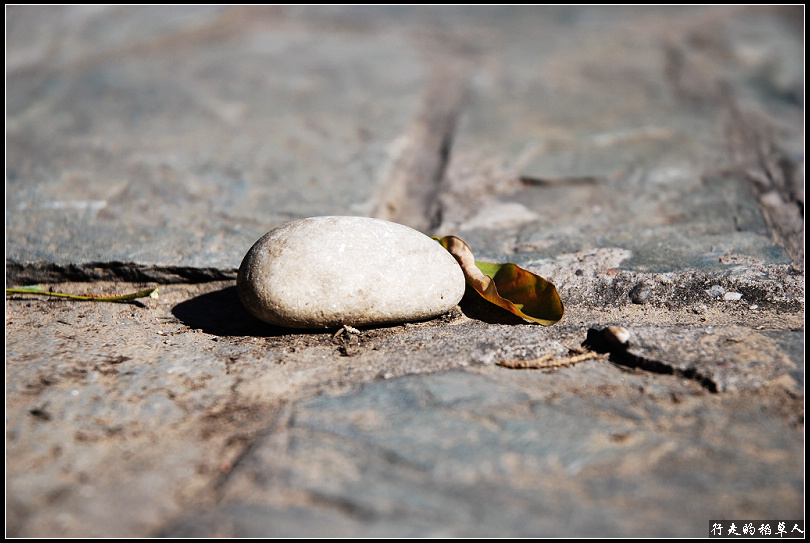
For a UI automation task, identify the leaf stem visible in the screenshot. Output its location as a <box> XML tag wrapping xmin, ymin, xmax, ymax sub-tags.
<box><xmin>6</xmin><ymin>286</ymin><xmax>159</xmax><ymax>302</ymax></box>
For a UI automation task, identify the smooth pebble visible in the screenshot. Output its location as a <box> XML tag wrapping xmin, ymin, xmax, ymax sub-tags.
<box><xmin>237</xmin><ymin>216</ymin><xmax>466</xmax><ymax>328</ymax></box>
<box><xmin>628</xmin><ymin>283</ymin><xmax>652</xmax><ymax>304</ymax></box>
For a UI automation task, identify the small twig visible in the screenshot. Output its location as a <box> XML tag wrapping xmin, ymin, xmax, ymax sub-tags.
<box><xmin>499</xmin><ymin>351</ymin><xmax>599</xmax><ymax>370</ymax></box>
<box><xmin>333</xmin><ymin>324</ymin><xmax>360</xmax><ymax>338</ymax></box>
<box><xmin>6</xmin><ymin>285</ymin><xmax>159</xmax><ymax>303</ymax></box>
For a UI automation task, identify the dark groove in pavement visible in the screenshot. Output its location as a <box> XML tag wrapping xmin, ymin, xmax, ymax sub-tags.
<box><xmin>585</xmin><ymin>327</ymin><xmax>719</xmax><ymax>393</ymax></box>
<box><xmin>372</xmin><ymin>61</ymin><xmax>469</xmax><ymax>234</ymax></box>
<box><xmin>6</xmin><ymin>260</ymin><xmax>238</xmax><ymax>284</ymax></box>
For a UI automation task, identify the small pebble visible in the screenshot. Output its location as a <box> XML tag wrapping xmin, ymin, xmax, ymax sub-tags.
<box><xmin>705</xmin><ymin>285</ymin><xmax>725</xmax><ymax>298</ymax></box>
<box><xmin>629</xmin><ymin>283</ymin><xmax>652</xmax><ymax>304</ymax></box>
<box><xmin>723</xmin><ymin>292</ymin><xmax>743</xmax><ymax>301</ymax></box>
<box><xmin>657</xmin><ymin>273</ymin><xmax>675</xmax><ymax>285</ymax></box>
<box><xmin>237</xmin><ymin>216</ymin><xmax>466</xmax><ymax>328</ymax></box>
<box><xmin>605</xmin><ymin>325</ymin><xmax>631</xmax><ymax>345</ymax></box>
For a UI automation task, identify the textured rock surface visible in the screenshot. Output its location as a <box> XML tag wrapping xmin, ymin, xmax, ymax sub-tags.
<box><xmin>237</xmin><ymin>217</ymin><xmax>466</xmax><ymax>328</ymax></box>
<box><xmin>162</xmin><ymin>369</ymin><xmax>802</xmax><ymax>538</ymax></box>
<box><xmin>5</xmin><ymin>6</ymin><xmax>804</xmax><ymax>539</ymax></box>
<box><xmin>6</xmin><ymin>280</ymin><xmax>803</xmax><ymax>537</ymax></box>
<box><xmin>5</xmin><ymin>6</ymin><xmax>425</xmax><ymax>273</ymax></box>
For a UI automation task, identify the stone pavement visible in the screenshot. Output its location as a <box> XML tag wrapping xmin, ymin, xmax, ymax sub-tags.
<box><xmin>6</xmin><ymin>6</ymin><xmax>804</xmax><ymax>537</ymax></box>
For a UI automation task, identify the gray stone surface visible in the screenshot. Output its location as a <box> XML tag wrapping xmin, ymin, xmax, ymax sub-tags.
<box><xmin>434</xmin><ymin>7</ymin><xmax>803</xmax><ymax>272</ymax></box>
<box><xmin>7</xmin><ymin>6</ymin><xmax>425</xmax><ymax>271</ymax></box>
<box><xmin>5</xmin><ymin>6</ymin><xmax>804</xmax><ymax>538</ymax></box>
<box><xmin>6</xmin><ymin>281</ymin><xmax>803</xmax><ymax>536</ymax></box>
<box><xmin>164</xmin><ymin>370</ymin><xmax>802</xmax><ymax>537</ymax></box>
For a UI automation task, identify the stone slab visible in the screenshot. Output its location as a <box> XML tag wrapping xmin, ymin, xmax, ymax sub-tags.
<box><xmin>7</xmin><ymin>6</ymin><xmax>425</xmax><ymax>271</ymax></box>
<box><xmin>162</xmin><ymin>368</ymin><xmax>802</xmax><ymax>537</ymax></box>
<box><xmin>435</xmin><ymin>6</ymin><xmax>803</xmax><ymax>272</ymax></box>
<box><xmin>8</xmin><ymin>7</ymin><xmax>803</xmax><ymax>278</ymax></box>
<box><xmin>5</xmin><ymin>280</ymin><xmax>803</xmax><ymax>536</ymax></box>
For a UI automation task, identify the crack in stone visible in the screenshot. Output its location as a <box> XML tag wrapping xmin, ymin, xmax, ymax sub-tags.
<box><xmin>372</xmin><ymin>62</ymin><xmax>469</xmax><ymax>234</ymax></box>
<box><xmin>734</xmin><ymin>122</ymin><xmax>805</xmax><ymax>270</ymax></box>
<box><xmin>209</xmin><ymin>403</ymin><xmax>293</xmax><ymax>502</ymax></box>
<box><xmin>304</xmin><ymin>491</ymin><xmax>380</xmax><ymax>522</ymax></box>
<box><xmin>663</xmin><ymin>38</ymin><xmax>804</xmax><ymax>271</ymax></box>
<box><xmin>584</xmin><ymin>327</ymin><xmax>719</xmax><ymax>393</ymax></box>
<box><xmin>6</xmin><ymin>260</ymin><xmax>238</xmax><ymax>284</ymax></box>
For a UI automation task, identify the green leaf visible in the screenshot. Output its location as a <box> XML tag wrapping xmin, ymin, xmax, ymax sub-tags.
<box><xmin>9</xmin><ymin>285</ymin><xmax>45</xmax><ymax>292</ymax></box>
<box><xmin>435</xmin><ymin>235</ymin><xmax>564</xmax><ymax>326</ymax></box>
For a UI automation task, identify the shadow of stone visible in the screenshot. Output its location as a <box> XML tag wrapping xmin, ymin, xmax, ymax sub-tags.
<box><xmin>172</xmin><ymin>285</ymin><xmax>322</xmax><ymax>338</ymax></box>
<box><xmin>173</xmin><ymin>284</ymin><xmax>534</xmax><ymax>338</ymax></box>
<box><xmin>457</xmin><ymin>285</ymin><xmax>533</xmax><ymax>326</ymax></box>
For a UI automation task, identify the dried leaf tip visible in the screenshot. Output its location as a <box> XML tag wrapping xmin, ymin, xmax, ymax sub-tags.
<box><xmin>434</xmin><ymin>235</ymin><xmax>564</xmax><ymax>325</ymax></box>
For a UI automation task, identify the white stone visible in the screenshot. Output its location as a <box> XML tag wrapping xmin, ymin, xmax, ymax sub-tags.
<box><xmin>723</xmin><ymin>291</ymin><xmax>743</xmax><ymax>301</ymax></box>
<box><xmin>237</xmin><ymin>216</ymin><xmax>466</xmax><ymax>328</ymax></box>
<box><xmin>705</xmin><ymin>285</ymin><xmax>725</xmax><ymax>297</ymax></box>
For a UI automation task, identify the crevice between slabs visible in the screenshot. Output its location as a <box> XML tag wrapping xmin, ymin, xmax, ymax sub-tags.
<box><xmin>584</xmin><ymin>327</ymin><xmax>719</xmax><ymax>393</ymax></box>
<box><xmin>724</xmin><ymin>102</ymin><xmax>805</xmax><ymax>272</ymax></box>
<box><xmin>664</xmin><ymin>37</ymin><xmax>804</xmax><ymax>271</ymax></box>
<box><xmin>372</xmin><ymin>59</ymin><xmax>469</xmax><ymax>234</ymax></box>
<box><xmin>6</xmin><ymin>259</ymin><xmax>237</xmax><ymax>285</ymax></box>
